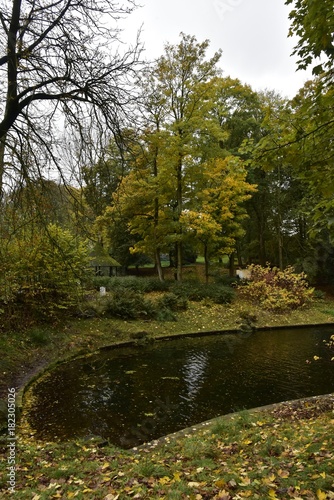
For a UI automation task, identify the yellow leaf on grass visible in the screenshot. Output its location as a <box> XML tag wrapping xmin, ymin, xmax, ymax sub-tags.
<box><xmin>242</xmin><ymin>439</ymin><xmax>253</xmax><ymax>445</ymax></box>
<box><xmin>317</xmin><ymin>490</ymin><xmax>327</xmax><ymax>500</ymax></box>
<box><xmin>159</xmin><ymin>476</ymin><xmax>171</xmax><ymax>485</ymax></box>
<box><xmin>268</xmin><ymin>489</ymin><xmax>277</xmax><ymax>498</ymax></box>
<box><xmin>278</xmin><ymin>469</ymin><xmax>289</xmax><ymax>478</ymax></box>
<box><xmin>262</xmin><ymin>474</ymin><xmax>276</xmax><ymax>486</ymax></box>
<box><xmin>215</xmin><ymin>479</ymin><xmax>226</xmax><ymax>488</ymax></box>
<box><xmin>239</xmin><ymin>476</ymin><xmax>251</xmax><ymax>486</ymax></box>
<box><xmin>173</xmin><ymin>472</ymin><xmax>182</xmax><ymax>482</ymax></box>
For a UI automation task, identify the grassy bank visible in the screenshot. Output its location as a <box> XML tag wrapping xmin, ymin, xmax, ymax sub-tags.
<box><xmin>0</xmin><ymin>396</ymin><xmax>333</xmax><ymax>498</ymax></box>
<box><xmin>0</xmin><ymin>289</ymin><xmax>334</xmax><ymax>498</ymax></box>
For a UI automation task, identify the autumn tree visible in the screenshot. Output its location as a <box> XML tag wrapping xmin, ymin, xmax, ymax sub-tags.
<box><xmin>181</xmin><ymin>156</ymin><xmax>256</xmax><ymax>282</ymax></box>
<box><xmin>149</xmin><ymin>33</ymin><xmax>224</xmax><ymax>280</ymax></box>
<box><xmin>0</xmin><ymin>0</ymin><xmax>141</xmax><ymax>196</ymax></box>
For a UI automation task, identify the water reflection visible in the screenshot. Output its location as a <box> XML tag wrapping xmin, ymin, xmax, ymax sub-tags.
<box><xmin>182</xmin><ymin>351</ymin><xmax>208</xmax><ymax>401</ymax></box>
<box><xmin>23</xmin><ymin>327</ymin><xmax>334</xmax><ymax>447</ymax></box>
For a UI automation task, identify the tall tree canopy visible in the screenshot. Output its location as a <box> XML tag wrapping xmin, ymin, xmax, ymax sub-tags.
<box><xmin>143</xmin><ymin>33</ymin><xmax>223</xmax><ymax>280</ymax></box>
<box><xmin>0</xmin><ymin>0</ymin><xmax>140</xmax><ymax>194</ymax></box>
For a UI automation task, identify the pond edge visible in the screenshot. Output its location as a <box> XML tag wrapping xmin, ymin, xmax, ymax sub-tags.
<box><xmin>132</xmin><ymin>393</ymin><xmax>334</xmax><ymax>452</ymax></box>
<box><xmin>17</xmin><ymin>322</ymin><xmax>334</xmax><ymax>410</ymax></box>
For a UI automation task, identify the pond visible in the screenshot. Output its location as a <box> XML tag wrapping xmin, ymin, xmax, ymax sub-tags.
<box><xmin>23</xmin><ymin>326</ymin><xmax>334</xmax><ymax>448</ymax></box>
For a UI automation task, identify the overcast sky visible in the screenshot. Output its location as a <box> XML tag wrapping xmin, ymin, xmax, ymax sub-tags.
<box><xmin>121</xmin><ymin>0</ymin><xmax>313</xmax><ymax>99</ymax></box>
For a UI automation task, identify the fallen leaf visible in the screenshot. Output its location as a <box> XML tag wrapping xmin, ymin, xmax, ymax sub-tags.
<box><xmin>188</xmin><ymin>481</ymin><xmax>201</xmax><ymax>487</ymax></box>
<box><xmin>215</xmin><ymin>479</ymin><xmax>226</xmax><ymax>488</ymax></box>
<box><xmin>159</xmin><ymin>476</ymin><xmax>171</xmax><ymax>485</ymax></box>
<box><xmin>239</xmin><ymin>476</ymin><xmax>251</xmax><ymax>486</ymax></box>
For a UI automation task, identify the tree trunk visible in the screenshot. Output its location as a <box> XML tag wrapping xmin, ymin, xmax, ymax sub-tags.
<box><xmin>236</xmin><ymin>241</ymin><xmax>243</xmax><ymax>268</ymax></box>
<box><xmin>176</xmin><ymin>240</ymin><xmax>183</xmax><ymax>281</ymax></box>
<box><xmin>176</xmin><ymin>153</ymin><xmax>183</xmax><ymax>281</ymax></box>
<box><xmin>278</xmin><ymin>229</ymin><xmax>283</xmax><ymax>270</ymax></box>
<box><xmin>155</xmin><ymin>248</ymin><xmax>164</xmax><ymax>282</ymax></box>
<box><xmin>204</xmin><ymin>243</ymin><xmax>209</xmax><ymax>284</ymax></box>
<box><xmin>0</xmin><ymin>136</ymin><xmax>5</xmax><ymax>199</ymax></box>
<box><xmin>229</xmin><ymin>252</ymin><xmax>235</xmax><ymax>277</ymax></box>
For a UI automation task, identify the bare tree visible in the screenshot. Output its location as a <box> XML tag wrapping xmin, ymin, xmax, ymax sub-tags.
<box><xmin>0</xmin><ymin>0</ymin><xmax>141</xmax><ymax>194</ymax></box>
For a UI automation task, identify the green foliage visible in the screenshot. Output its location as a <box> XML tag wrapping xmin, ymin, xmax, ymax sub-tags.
<box><xmin>213</xmin><ymin>273</ymin><xmax>239</xmax><ymax>287</ymax></box>
<box><xmin>313</xmin><ymin>289</ymin><xmax>326</xmax><ymax>300</ymax></box>
<box><xmin>237</xmin><ymin>264</ymin><xmax>314</xmax><ymax>312</ymax></box>
<box><xmin>91</xmin><ymin>276</ymin><xmax>170</xmax><ymax>293</ymax></box>
<box><xmin>156</xmin><ymin>292</ymin><xmax>188</xmax><ymax>312</ymax></box>
<box><xmin>103</xmin><ymin>289</ymin><xmax>188</xmax><ymax>322</ymax></box>
<box><xmin>104</xmin><ymin>289</ymin><xmax>156</xmax><ymax>320</ymax></box>
<box><xmin>171</xmin><ymin>282</ymin><xmax>235</xmax><ymax>304</ymax></box>
<box><xmin>28</xmin><ymin>327</ymin><xmax>52</xmax><ymax>346</ymax></box>
<box><xmin>207</xmin><ymin>285</ymin><xmax>236</xmax><ymax>304</ymax></box>
<box><xmin>286</xmin><ymin>0</ymin><xmax>334</xmax><ymax>75</ymax></box>
<box><xmin>154</xmin><ymin>307</ymin><xmax>177</xmax><ymax>322</ymax></box>
<box><xmin>0</xmin><ymin>223</ymin><xmax>90</xmax><ymax>326</ymax></box>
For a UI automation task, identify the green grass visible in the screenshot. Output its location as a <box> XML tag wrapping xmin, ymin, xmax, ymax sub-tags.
<box><xmin>0</xmin><ymin>397</ymin><xmax>333</xmax><ymax>498</ymax></box>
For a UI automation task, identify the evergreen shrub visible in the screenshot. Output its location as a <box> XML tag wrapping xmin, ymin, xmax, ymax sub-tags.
<box><xmin>104</xmin><ymin>289</ymin><xmax>156</xmax><ymax>320</ymax></box>
<box><xmin>157</xmin><ymin>292</ymin><xmax>188</xmax><ymax>311</ymax></box>
<box><xmin>171</xmin><ymin>282</ymin><xmax>235</xmax><ymax>304</ymax></box>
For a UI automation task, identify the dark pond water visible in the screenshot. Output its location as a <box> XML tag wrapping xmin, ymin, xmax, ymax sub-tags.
<box><xmin>24</xmin><ymin>327</ymin><xmax>334</xmax><ymax>448</ymax></box>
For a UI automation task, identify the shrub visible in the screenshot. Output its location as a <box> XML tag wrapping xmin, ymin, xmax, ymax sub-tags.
<box><xmin>213</xmin><ymin>274</ymin><xmax>239</xmax><ymax>287</ymax></box>
<box><xmin>157</xmin><ymin>293</ymin><xmax>188</xmax><ymax>311</ymax></box>
<box><xmin>92</xmin><ymin>276</ymin><xmax>171</xmax><ymax>294</ymax></box>
<box><xmin>237</xmin><ymin>264</ymin><xmax>314</xmax><ymax>312</ymax></box>
<box><xmin>91</xmin><ymin>276</ymin><xmax>114</xmax><ymax>290</ymax></box>
<box><xmin>0</xmin><ymin>223</ymin><xmax>90</xmax><ymax>325</ymax></box>
<box><xmin>104</xmin><ymin>289</ymin><xmax>156</xmax><ymax>320</ymax></box>
<box><xmin>29</xmin><ymin>327</ymin><xmax>52</xmax><ymax>346</ymax></box>
<box><xmin>171</xmin><ymin>282</ymin><xmax>235</xmax><ymax>304</ymax></box>
<box><xmin>206</xmin><ymin>285</ymin><xmax>236</xmax><ymax>304</ymax></box>
<box><xmin>99</xmin><ymin>276</ymin><xmax>147</xmax><ymax>293</ymax></box>
<box><xmin>313</xmin><ymin>289</ymin><xmax>326</xmax><ymax>300</ymax></box>
<box><xmin>155</xmin><ymin>308</ymin><xmax>177</xmax><ymax>322</ymax></box>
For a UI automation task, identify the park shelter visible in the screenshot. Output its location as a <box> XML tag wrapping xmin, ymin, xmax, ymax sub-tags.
<box><xmin>90</xmin><ymin>244</ymin><xmax>122</xmax><ymax>276</ymax></box>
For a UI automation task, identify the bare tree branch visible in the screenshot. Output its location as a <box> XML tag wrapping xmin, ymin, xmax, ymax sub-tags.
<box><xmin>0</xmin><ymin>0</ymin><xmax>142</xmax><ymax>194</ymax></box>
